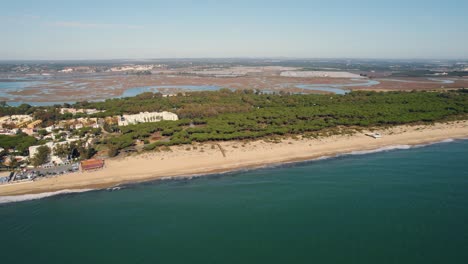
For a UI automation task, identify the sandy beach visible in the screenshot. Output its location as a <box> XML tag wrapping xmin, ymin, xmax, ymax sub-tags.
<box><xmin>1</xmin><ymin>121</ymin><xmax>467</xmax><ymax>196</ymax></box>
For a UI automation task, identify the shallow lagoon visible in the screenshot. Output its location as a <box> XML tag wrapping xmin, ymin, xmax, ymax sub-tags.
<box><xmin>0</xmin><ymin>78</ymin><xmax>384</xmax><ymax>105</ymax></box>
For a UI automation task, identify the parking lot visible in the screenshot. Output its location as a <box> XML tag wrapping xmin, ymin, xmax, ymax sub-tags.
<box><xmin>12</xmin><ymin>163</ymin><xmax>80</xmax><ymax>181</ymax></box>
<box><xmin>35</xmin><ymin>163</ymin><xmax>80</xmax><ymax>176</ymax></box>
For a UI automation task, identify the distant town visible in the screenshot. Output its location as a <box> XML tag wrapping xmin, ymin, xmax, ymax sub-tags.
<box><xmin>1</xmin><ymin>58</ymin><xmax>468</xmax><ymax>77</ymax></box>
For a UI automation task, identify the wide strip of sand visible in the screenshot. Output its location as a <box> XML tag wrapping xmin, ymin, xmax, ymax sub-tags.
<box><xmin>1</xmin><ymin>121</ymin><xmax>467</xmax><ymax>196</ymax></box>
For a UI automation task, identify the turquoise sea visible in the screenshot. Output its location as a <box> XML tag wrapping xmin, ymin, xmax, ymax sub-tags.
<box><xmin>1</xmin><ymin>140</ymin><xmax>467</xmax><ymax>264</ymax></box>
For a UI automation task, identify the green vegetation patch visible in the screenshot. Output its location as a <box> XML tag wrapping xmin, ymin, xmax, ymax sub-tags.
<box><xmin>101</xmin><ymin>90</ymin><xmax>468</xmax><ymax>152</ymax></box>
<box><xmin>0</xmin><ymin>134</ymin><xmax>38</xmax><ymax>155</ymax></box>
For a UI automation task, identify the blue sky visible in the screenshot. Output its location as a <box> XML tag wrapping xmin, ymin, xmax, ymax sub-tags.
<box><xmin>1</xmin><ymin>0</ymin><xmax>467</xmax><ymax>60</ymax></box>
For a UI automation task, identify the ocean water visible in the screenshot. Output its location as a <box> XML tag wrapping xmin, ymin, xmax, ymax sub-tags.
<box><xmin>1</xmin><ymin>140</ymin><xmax>468</xmax><ymax>264</ymax></box>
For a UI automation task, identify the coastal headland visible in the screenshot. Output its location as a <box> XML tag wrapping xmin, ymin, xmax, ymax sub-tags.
<box><xmin>1</xmin><ymin>121</ymin><xmax>467</xmax><ymax>197</ymax></box>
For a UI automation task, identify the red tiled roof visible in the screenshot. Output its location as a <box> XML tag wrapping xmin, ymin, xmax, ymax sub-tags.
<box><xmin>81</xmin><ymin>159</ymin><xmax>105</xmax><ymax>171</ymax></box>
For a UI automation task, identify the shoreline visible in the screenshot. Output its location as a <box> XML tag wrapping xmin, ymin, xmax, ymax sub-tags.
<box><xmin>0</xmin><ymin>138</ymin><xmax>462</xmax><ymax>204</ymax></box>
<box><xmin>1</xmin><ymin>121</ymin><xmax>467</xmax><ymax>197</ymax></box>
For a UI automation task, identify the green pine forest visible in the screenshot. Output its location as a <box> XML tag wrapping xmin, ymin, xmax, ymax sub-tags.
<box><xmin>1</xmin><ymin>89</ymin><xmax>467</xmax><ymax>156</ymax></box>
<box><xmin>91</xmin><ymin>89</ymin><xmax>468</xmax><ymax>153</ymax></box>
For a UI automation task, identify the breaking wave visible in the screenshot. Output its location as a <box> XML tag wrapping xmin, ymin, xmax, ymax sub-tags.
<box><xmin>341</xmin><ymin>138</ymin><xmax>456</xmax><ymax>156</ymax></box>
<box><xmin>0</xmin><ymin>189</ymin><xmax>94</xmax><ymax>205</ymax></box>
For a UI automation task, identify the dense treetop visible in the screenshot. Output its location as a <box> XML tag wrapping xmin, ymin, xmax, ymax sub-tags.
<box><xmin>2</xmin><ymin>89</ymin><xmax>467</xmax><ymax>155</ymax></box>
<box><xmin>0</xmin><ymin>134</ymin><xmax>38</xmax><ymax>155</ymax></box>
<box><xmin>97</xmin><ymin>89</ymin><xmax>468</xmax><ymax>151</ymax></box>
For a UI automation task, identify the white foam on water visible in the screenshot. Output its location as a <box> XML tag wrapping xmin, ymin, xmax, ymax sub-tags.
<box><xmin>0</xmin><ymin>189</ymin><xmax>94</xmax><ymax>205</ymax></box>
<box><xmin>407</xmin><ymin>138</ymin><xmax>456</xmax><ymax>148</ymax></box>
<box><xmin>438</xmin><ymin>138</ymin><xmax>455</xmax><ymax>143</ymax></box>
<box><xmin>345</xmin><ymin>138</ymin><xmax>457</xmax><ymax>156</ymax></box>
<box><xmin>347</xmin><ymin>145</ymin><xmax>412</xmax><ymax>156</ymax></box>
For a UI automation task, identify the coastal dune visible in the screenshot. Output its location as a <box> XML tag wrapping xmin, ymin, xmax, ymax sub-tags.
<box><xmin>1</xmin><ymin>121</ymin><xmax>467</xmax><ymax>196</ymax></box>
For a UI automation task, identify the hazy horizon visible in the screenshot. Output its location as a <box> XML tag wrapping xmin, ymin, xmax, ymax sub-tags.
<box><xmin>1</xmin><ymin>57</ymin><xmax>468</xmax><ymax>62</ymax></box>
<box><xmin>1</xmin><ymin>0</ymin><xmax>467</xmax><ymax>60</ymax></box>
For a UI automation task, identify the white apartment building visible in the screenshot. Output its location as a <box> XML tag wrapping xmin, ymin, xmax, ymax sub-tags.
<box><xmin>118</xmin><ymin>111</ymin><xmax>178</xmax><ymax>126</ymax></box>
<box><xmin>28</xmin><ymin>139</ymin><xmax>79</xmax><ymax>159</ymax></box>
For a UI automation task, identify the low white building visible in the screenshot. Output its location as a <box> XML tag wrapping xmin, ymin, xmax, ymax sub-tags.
<box><xmin>45</xmin><ymin>125</ymin><xmax>55</xmax><ymax>133</ymax></box>
<box><xmin>10</xmin><ymin>115</ymin><xmax>33</xmax><ymax>122</ymax></box>
<box><xmin>0</xmin><ymin>115</ymin><xmax>33</xmax><ymax>128</ymax></box>
<box><xmin>28</xmin><ymin>139</ymin><xmax>79</xmax><ymax>159</ymax></box>
<box><xmin>0</xmin><ymin>129</ymin><xmax>18</xmax><ymax>135</ymax></box>
<box><xmin>118</xmin><ymin>111</ymin><xmax>178</xmax><ymax>126</ymax></box>
<box><xmin>0</xmin><ymin>116</ymin><xmax>10</xmax><ymax>123</ymax></box>
<box><xmin>60</xmin><ymin>108</ymin><xmax>102</xmax><ymax>115</ymax></box>
<box><xmin>29</xmin><ymin>142</ymin><xmax>54</xmax><ymax>159</ymax></box>
<box><xmin>59</xmin><ymin>68</ymin><xmax>74</xmax><ymax>73</ymax></box>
